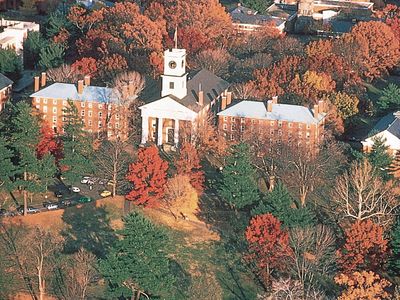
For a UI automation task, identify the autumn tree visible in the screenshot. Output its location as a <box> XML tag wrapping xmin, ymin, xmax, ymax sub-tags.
<box><xmin>36</xmin><ymin>121</ymin><xmax>62</xmax><ymax>160</ymax></box>
<box><xmin>175</xmin><ymin>142</ymin><xmax>204</xmax><ymax>195</ymax></box>
<box><xmin>71</xmin><ymin>57</ymin><xmax>98</xmax><ymax>79</ymax></box>
<box><xmin>245</xmin><ymin>213</ymin><xmax>291</xmax><ymax>287</ymax></box>
<box><xmin>193</xmin><ymin>48</ymin><xmax>231</xmax><ymax>77</ymax></box>
<box><xmin>328</xmin><ymin>92</ymin><xmax>359</xmax><ymax>120</ymax></box>
<box><xmin>375</xmin><ymin>4</ymin><xmax>400</xmax><ymax>39</ymax></box>
<box><xmin>337</xmin><ymin>220</ymin><xmax>388</xmax><ymax>274</ymax></box>
<box><xmin>126</xmin><ymin>146</ymin><xmax>168</xmax><ymax>207</ymax></box>
<box><xmin>332</xmin><ymin>159</ymin><xmax>398</xmax><ymax>226</ymax></box>
<box><xmin>340</xmin><ymin>21</ymin><xmax>400</xmax><ymax>80</ymax></box>
<box><xmin>335</xmin><ymin>271</ymin><xmax>391</xmax><ymax>300</ymax></box>
<box><xmin>46</xmin><ymin>64</ymin><xmax>79</xmax><ymax>83</ymax></box>
<box><xmin>218</xmin><ymin>143</ymin><xmax>259</xmax><ymax>209</ymax></box>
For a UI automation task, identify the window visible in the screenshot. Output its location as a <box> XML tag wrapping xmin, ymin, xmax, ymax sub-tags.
<box><xmin>35</xmin><ymin>98</ymin><xmax>40</xmax><ymax>103</ymax></box>
<box><xmin>241</xmin><ymin>118</ymin><xmax>245</xmax><ymax>123</ymax></box>
<box><xmin>231</xmin><ymin>124</ymin><xmax>236</xmax><ymax>131</ymax></box>
<box><xmin>231</xmin><ymin>117</ymin><xmax>235</xmax><ymax>122</ymax></box>
<box><xmin>52</xmin><ymin>116</ymin><xmax>57</xmax><ymax>123</ymax></box>
<box><xmin>116</xmin><ymin>123</ymin><xmax>119</xmax><ymax>129</ymax></box>
<box><xmin>88</xmin><ymin>111</ymin><xmax>92</xmax><ymax>117</ymax></box>
<box><xmin>62</xmin><ymin>117</ymin><xmax>66</xmax><ymax>122</ymax></box>
<box><xmin>81</xmin><ymin>102</ymin><xmax>85</xmax><ymax>108</ymax></box>
<box><xmin>98</xmin><ymin>121</ymin><xmax>102</xmax><ymax>128</ymax></box>
<box><xmin>98</xmin><ymin>104</ymin><xmax>103</xmax><ymax>109</ymax></box>
<box><xmin>53</xmin><ymin>99</ymin><xmax>57</xmax><ymax>105</ymax></box>
<box><xmin>289</xmin><ymin>122</ymin><xmax>293</xmax><ymax>128</ymax></box>
<box><xmin>230</xmin><ymin>134</ymin><xmax>234</xmax><ymax>141</ymax></box>
<box><xmin>52</xmin><ymin>107</ymin><xmax>57</xmax><ymax>114</ymax></box>
<box><xmin>240</xmin><ymin>125</ymin><xmax>245</xmax><ymax>132</ymax></box>
<box><xmin>288</xmin><ymin>132</ymin><xmax>292</xmax><ymax>138</ymax></box>
<box><xmin>278</xmin><ymin>121</ymin><xmax>282</xmax><ymax>127</ymax></box>
<box><xmin>270</xmin><ymin>129</ymin><xmax>274</xmax><ymax>135</ymax></box>
<box><xmin>299</xmin><ymin>132</ymin><xmax>303</xmax><ymax>137</ymax></box>
<box><xmin>88</xmin><ymin>103</ymin><xmax>92</xmax><ymax>108</ymax></box>
<box><xmin>223</xmin><ymin>123</ymin><xmax>227</xmax><ymax>130</ymax></box>
<box><xmin>278</xmin><ymin>130</ymin><xmax>282</xmax><ymax>136</ymax></box>
<box><xmin>116</xmin><ymin>114</ymin><xmax>120</xmax><ymax>120</ymax></box>
<box><xmin>306</xmin><ymin>124</ymin><xmax>311</xmax><ymax>129</ymax></box>
<box><xmin>298</xmin><ymin>123</ymin><xmax>302</xmax><ymax>129</ymax></box>
<box><xmin>169</xmin><ymin>82</ymin><xmax>174</xmax><ymax>89</ymax></box>
<box><xmin>223</xmin><ymin>116</ymin><xmax>227</xmax><ymax>122</ymax></box>
<box><xmin>108</xmin><ymin>104</ymin><xmax>112</xmax><ymax>111</ymax></box>
<box><xmin>88</xmin><ymin>120</ymin><xmax>92</xmax><ymax>127</ymax></box>
<box><xmin>306</xmin><ymin>132</ymin><xmax>310</xmax><ymax>139</ymax></box>
<box><xmin>99</xmin><ymin>112</ymin><xmax>103</xmax><ymax>118</ymax></box>
<box><xmin>36</xmin><ymin>105</ymin><xmax>40</xmax><ymax>109</ymax></box>
<box><xmin>43</xmin><ymin>106</ymin><xmax>47</xmax><ymax>113</ymax></box>
<box><xmin>43</xmin><ymin>99</ymin><xmax>47</xmax><ymax>104</ymax></box>
<box><xmin>81</xmin><ymin>110</ymin><xmax>85</xmax><ymax>117</ymax></box>
<box><xmin>270</xmin><ymin>121</ymin><xmax>274</xmax><ymax>126</ymax></box>
<box><xmin>252</xmin><ymin>119</ymin><xmax>256</xmax><ymax>125</ymax></box>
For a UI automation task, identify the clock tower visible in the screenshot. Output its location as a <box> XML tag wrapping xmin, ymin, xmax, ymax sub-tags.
<box><xmin>161</xmin><ymin>48</ymin><xmax>187</xmax><ymax>99</ymax></box>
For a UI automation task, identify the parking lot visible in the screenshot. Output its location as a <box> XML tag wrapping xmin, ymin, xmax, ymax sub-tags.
<box><xmin>0</xmin><ymin>176</ymin><xmax>113</xmax><ymax>217</ymax></box>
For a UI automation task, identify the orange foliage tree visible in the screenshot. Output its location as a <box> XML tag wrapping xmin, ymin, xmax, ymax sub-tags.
<box><xmin>71</xmin><ymin>57</ymin><xmax>98</xmax><ymax>78</ymax></box>
<box><xmin>175</xmin><ymin>142</ymin><xmax>205</xmax><ymax>195</ymax></box>
<box><xmin>337</xmin><ymin>220</ymin><xmax>388</xmax><ymax>274</ymax></box>
<box><xmin>375</xmin><ymin>4</ymin><xmax>400</xmax><ymax>39</ymax></box>
<box><xmin>126</xmin><ymin>146</ymin><xmax>168</xmax><ymax>207</ymax></box>
<box><xmin>36</xmin><ymin>122</ymin><xmax>62</xmax><ymax>161</ymax></box>
<box><xmin>245</xmin><ymin>213</ymin><xmax>291</xmax><ymax>286</ymax></box>
<box><xmin>335</xmin><ymin>271</ymin><xmax>391</xmax><ymax>300</ymax></box>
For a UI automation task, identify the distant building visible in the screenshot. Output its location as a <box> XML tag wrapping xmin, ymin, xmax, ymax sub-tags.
<box><xmin>30</xmin><ymin>73</ymin><xmax>129</xmax><ymax>140</ymax></box>
<box><xmin>0</xmin><ymin>73</ymin><xmax>12</xmax><ymax>111</ymax></box>
<box><xmin>0</xmin><ymin>19</ymin><xmax>40</xmax><ymax>56</ymax></box>
<box><xmin>229</xmin><ymin>4</ymin><xmax>293</xmax><ymax>33</ymax></box>
<box><xmin>362</xmin><ymin>112</ymin><xmax>400</xmax><ymax>155</ymax></box>
<box><xmin>140</xmin><ymin>48</ymin><xmax>231</xmax><ymax>147</ymax></box>
<box><xmin>0</xmin><ymin>0</ymin><xmax>19</xmax><ymax>11</ymax></box>
<box><xmin>217</xmin><ymin>97</ymin><xmax>326</xmax><ymax>149</ymax></box>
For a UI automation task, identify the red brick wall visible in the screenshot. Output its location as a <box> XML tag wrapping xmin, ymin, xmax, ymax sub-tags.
<box><xmin>0</xmin><ymin>85</ymin><xmax>11</xmax><ymax>111</ymax></box>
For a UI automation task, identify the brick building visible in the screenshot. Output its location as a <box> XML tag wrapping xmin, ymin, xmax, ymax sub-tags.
<box><xmin>217</xmin><ymin>96</ymin><xmax>326</xmax><ymax>149</ymax></box>
<box><xmin>0</xmin><ymin>73</ymin><xmax>12</xmax><ymax>112</ymax></box>
<box><xmin>30</xmin><ymin>73</ymin><xmax>129</xmax><ymax>140</ymax></box>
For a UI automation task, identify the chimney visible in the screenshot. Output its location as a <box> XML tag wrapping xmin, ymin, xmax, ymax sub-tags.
<box><xmin>34</xmin><ymin>76</ymin><xmax>40</xmax><ymax>92</ymax></box>
<box><xmin>128</xmin><ymin>80</ymin><xmax>134</xmax><ymax>97</ymax></box>
<box><xmin>41</xmin><ymin>72</ymin><xmax>46</xmax><ymax>87</ymax></box>
<box><xmin>318</xmin><ymin>100</ymin><xmax>324</xmax><ymax>113</ymax></box>
<box><xmin>313</xmin><ymin>104</ymin><xmax>319</xmax><ymax>118</ymax></box>
<box><xmin>78</xmin><ymin>80</ymin><xmax>84</xmax><ymax>94</ymax></box>
<box><xmin>122</xmin><ymin>85</ymin><xmax>128</xmax><ymax>99</ymax></box>
<box><xmin>226</xmin><ymin>91</ymin><xmax>232</xmax><ymax>106</ymax></box>
<box><xmin>84</xmin><ymin>75</ymin><xmax>90</xmax><ymax>86</ymax></box>
<box><xmin>272</xmin><ymin>96</ymin><xmax>278</xmax><ymax>104</ymax></box>
<box><xmin>198</xmin><ymin>84</ymin><xmax>204</xmax><ymax>106</ymax></box>
<box><xmin>267</xmin><ymin>100</ymin><xmax>273</xmax><ymax>112</ymax></box>
<box><xmin>221</xmin><ymin>96</ymin><xmax>227</xmax><ymax>111</ymax></box>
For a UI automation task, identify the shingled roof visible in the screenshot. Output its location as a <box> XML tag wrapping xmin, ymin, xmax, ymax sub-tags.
<box><xmin>230</xmin><ymin>5</ymin><xmax>285</xmax><ymax>27</ymax></box>
<box><xmin>370</xmin><ymin>112</ymin><xmax>400</xmax><ymax>139</ymax></box>
<box><xmin>0</xmin><ymin>73</ymin><xmax>13</xmax><ymax>90</ymax></box>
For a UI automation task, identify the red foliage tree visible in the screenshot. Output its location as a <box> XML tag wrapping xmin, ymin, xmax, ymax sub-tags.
<box><xmin>337</xmin><ymin>220</ymin><xmax>388</xmax><ymax>274</ymax></box>
<box><xmin>36</xmin><ymin>122</ymin><xmax>62</xmax><ymax>161</ymax></box>
<box><xmin>126</xmin><ymin>146</ymin><xmax>168</xmax><ymax>207</ymax></box>
<box><xmin>375</xmin><ymin>4</ymin><xmax>400</xmax><ymax>39</ymax></box>
<box><xmin>71</xmin><ymin>57</ymin><xmax>98</xmax><ymax>78</ymax></box>
<box><xmin>245</xmin><ymin>213</ymin><xmax>291</xmax><ymax>286</ymax></box>
<box><xmin>175</xmin><ymin>142</ymin><xmax>205</xmax><ymax>195</ymax></box>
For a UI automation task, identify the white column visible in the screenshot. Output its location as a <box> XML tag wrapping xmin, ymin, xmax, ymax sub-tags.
<box><xmin>141</xmin><ymin>114</ymin><xmax>149</xmax><ymax>144</ymax></box>
<box><xmin>157</xmin><ymin>117</ymin><xmax>163</xmax><ymax>145</ymax></box>
<box><xmin>174</xmin><ymin>119</ymin><xmax>179</xmax><ymax>146</ymax></box>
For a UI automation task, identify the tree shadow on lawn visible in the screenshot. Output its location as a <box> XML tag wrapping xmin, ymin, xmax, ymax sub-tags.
<box><xmin>61</xmin><ymin>204</ymin><xmax>117</xmax><ymax>258</ymax></box>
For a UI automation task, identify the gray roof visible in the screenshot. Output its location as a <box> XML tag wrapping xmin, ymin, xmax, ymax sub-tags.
<box><xmin>230</xmin><ymin>5</ymin><xmax>285</xmax><ymax>26</ymax></box>
<box><xmin>0</xmin><ymin>73</ymin><xmax>13</xmax><ymax>90</ymax></box>
<box><xmin>370</xmin><ymin>112</ymin><xmax>400</xmax><ymax>138</ymax></box>
<box><xmin>30</xmin><ymin>82</ymin><xmax>116</xmax><ymax>103</ymax></box>
<box><xmin>218</xmin><ymin>100</ymin><xmax>325</xmax><ymax>124</ymax></box>
<box><xmin>140</xmin><ymin>69</ymin><xmax>230</xmax><ymax>112</ymax></box>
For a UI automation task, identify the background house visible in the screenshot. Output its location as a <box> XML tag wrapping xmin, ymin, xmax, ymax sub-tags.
<box><xmin>0</xmin><ymin>73</ymin><xmax>13</xmax><ymax>111</ymax></box>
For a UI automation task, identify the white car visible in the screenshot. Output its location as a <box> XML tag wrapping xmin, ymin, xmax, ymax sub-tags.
<box><xmin>80</xmin><ymin>176</ymin><xmax>90</xmax><ymax>184</ymax></box>
<box><xmin>71</xmin><ymin>186</ymin><xmax>81</xmax><ymax>193</ymax></box>
<box><xmin>46</xmin><ymin>203</ymin><xmax>58</xmax><ymax>210</ymax></box>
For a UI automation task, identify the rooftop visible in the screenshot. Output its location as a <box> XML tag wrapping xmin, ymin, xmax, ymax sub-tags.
<box><xmin>230</xmin><ymin>5</ymin><xmax>286</xmax><ymax>26</ymax></box>
<box><xmin>369</xmin><ymin>112</ymin><xmax>400</xmax><ymax>139</ymax></box>
<box><xmin>0</xmin><ymin>73</ymin><xmax>13</xmax><ymax>90</ymax></box>
<box><xmin>217</xmin><ymin>100</ymin><xmax>325</xmax><ymax>124</ymax></box>
<box><xmin>30</xmin><ymin>83</ymin><xmax>116</xmax><ymax>103</ymax></box>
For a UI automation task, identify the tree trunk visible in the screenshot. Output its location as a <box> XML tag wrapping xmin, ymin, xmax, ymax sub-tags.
<box><xmin>112</xmin><ymin>162</ymin><xmax>117</xmax><ymax>197</ymax></box>
<box><xmin>23</xmin><ymin>171</ymin><xmax>27</xmax><ymax>216</ymax></box>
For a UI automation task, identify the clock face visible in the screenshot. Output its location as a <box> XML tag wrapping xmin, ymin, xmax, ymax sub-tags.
<box><xmin>169</xmin><ymin>61</ymin><xmax>177</xmax><ymax>69</ymax></box>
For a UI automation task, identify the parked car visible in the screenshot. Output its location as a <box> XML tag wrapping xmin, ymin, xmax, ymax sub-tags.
<box><xmin>99</xmin><ymin>179</ymin><xmax>108</xmax><ymax>185</ymax></box>
<box><xmin>107</xmin><ymin>180</ymin><xmax>115</xmax><ymax>186</ymax></box>
<box><xmin>0</xmin><ymin>208</ymin><xmax>6</xmax><ymax>217</ymax></box>
<box><xmin>80</xmin><ymin>176</ymin><xmax>91</xmax><ymax>184</ymax></box>
<box><xmin>54</xmin><ymin>191</ymin><xmax>63</xmax><ymax>198</ymax></box>
<box><xmin>87</xmin><ymin>180</ymin><xmax>95</xmax><ymax>185</ymax></box>
<box><xmin>78</xmin><ymin>196</ymin><xmax>92</xmax><ymax>203</ymax></box>
<box><xmin>43</xmin><ymin>202</ymin><xmax>59</xmax><ymax>210</ymax></box>
<box><xmin>100</xmin><ymin>190</ymin><xmax>112</xmax><ymax>198</ymax></box>
<box><xmin>71</xmin><ymin>186</ymin><xmax>81</xmax><ymax>193</ymax></box>
<box><xmin>59</xmin><ymin>199</ymin><xmax>73</xmax><ymax>207</ymax></box>
<box><xmin>17</xmin><ymin>206</ymin><xmax>40</xmax><ymax>214</ymax></box>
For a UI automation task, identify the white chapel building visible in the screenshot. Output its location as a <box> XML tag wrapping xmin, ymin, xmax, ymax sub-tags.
<box><xmin>140</xmin><ymin>47</ymin><xmax>231</xmax><ymax>147</ymax></box>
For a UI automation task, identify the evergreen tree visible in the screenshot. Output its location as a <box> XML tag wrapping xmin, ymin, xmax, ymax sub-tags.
<box><xmin>99</xmin><ymin>212</ymin><xmax>177</xmax><ymax>299</ymax></box>
<box><xmin>60</xmin><ymin>100</ymin><xmax>94</xmax><ymax>184</ymax></box>
<box><xmin>389</xmin><ymin>150</ymin><xmax>400</xmax><ymax>177</ymax></box>
<box><xmin>241</xmin><ymin>0</ymin><xmax>273</xmax><ymax>13</ymax></box>
<box><xmin>218</xmin><ymin>143</ymin><xmax>259</xmax><ymax>209</ymax></box>
<box><xmin>367</xmin><ymin>136</ymin><xmax>392</xmax><ymax>180</ymax></box>
<box><xmin>0</xmin><ymin>134</ymin><xmax>16</xmax><ymax>193</ymax></box>
<box><xmin>0</xmin><ymin>48</ymin><xmax>22</xmax><ymax>80</ymax></box>
<box><xmin>39</xmin><ymin>42</ymin><xmax>65</xmax><ymax>70</ymax></box>
<box><xmin>9</xmin><ymin>102</ymin><xmax>41</xmax><ymax>215</ymax></box>
<box><xmin>377</xmin><ymin>83</ymin><xmax>400</xmax><ymax>111</ymax></box>
<box><xmin>390</xmin><ymin>217</ymin><xmax>400</xmax><ymax>274</ymax></box>
<box><xmin>36</xmin><ymin>153</ymin><xmax>57</xmax><ymax>194</ymax></box>
<box><xmin>23</xmin><ymin>31</ymin><xmax>48</xmax><ymax>69</ymax></box>
<box><xmin>251</xmin><ymin>181</ymin><xmax>315</xmax><ymax>228</ymax></box>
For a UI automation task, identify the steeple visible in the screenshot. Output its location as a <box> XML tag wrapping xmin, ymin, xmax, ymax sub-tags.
<box><xmin>161</xmin><ymin>47</ymin><xmax>187</xmax><ymax>99</ymax></box>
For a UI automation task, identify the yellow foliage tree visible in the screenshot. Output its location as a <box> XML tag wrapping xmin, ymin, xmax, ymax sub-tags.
<box><xmin>330</xmin><ymin>92</ymin><xmax>359</xmax><ymax>120</ymax></box>
<box><xmin>335</xmin><ymin>271</ymin><xmax>391</xmax><ymax>300</ymax></box>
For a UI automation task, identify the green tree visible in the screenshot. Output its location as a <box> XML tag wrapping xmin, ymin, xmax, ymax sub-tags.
<box><xmin>377</xmin><ymin>83</ymin><xmax>400</xmax><ymax>111</ymax></box>
<box><xmin>39</xmin><ymin>42</ymin><xmax>65</xmax><ymax>70</ymax></box>
<box><xmin>45</xmin><ymin>11</ymin><xmax>71</xmax><ymax>38</ymax></box>
<box><xmin>9</xmin><ymin>102</ymin><xmax>41</xmax><ymax>215</ymax></box>
<box><xmin>390</xmin><ymin>217</ymin><xmax>400</xmax><ymax>274</ymax></box>
<box><xmin>24</xmin><ymin>31</ymin><xmax>48</xmax><ymax>69</ymax></box>
<box><xmin>329</xmin><ymin>92</ymin><xmax>359</xmax><ymax>120</ymax></box>
<box><xmin>367</xmin><ymin>136</ymin><xmax>392</xmax><ymax>180</ymax></box>
<box><xmin>251</xmin><ymin>181</ymin><xmax>315</xmax><ymax>228</ymax></box>
<box><xmin>241</xmin><ymin>0</ymin><xmax>273</xmax><ymax>13</ymax></box>
<box><xmin>36</xmin><ymin>153</ymin><xmax>57</xmax><ymax>194</ymax></box>
<box><xmin>60</xmin><ymin>100</ymin><xmax>94</xmax><ymax>184</ymax></box>
<box><xmin>0</xmin><ymin>48</ymin><xmax>22</xmax><ymax>81</ymax></box>
<box><xmin>0</xmin><ymin>134</ymin><xmax>16</xmax><ymax>193</ymax></box>
<box><xmin>99</xmin><ymin>212</ymin><xmax>178</xmax><ymax>299</ymax></box>
<box><xmin>218</xmin><ymin>143</ymin><xmax>259</xmax><ymax>209</ymax></box>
